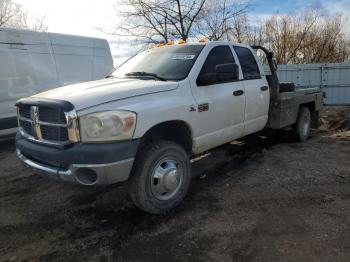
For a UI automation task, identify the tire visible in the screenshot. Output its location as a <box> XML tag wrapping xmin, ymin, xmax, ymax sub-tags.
<box><xmin>128</xmin><ymin>140</ymin><xmax>191</xmax><ymax>214</ymax></box>
<box><xmin>292</xmin><ymin>107</ymin><xmax>311</xmax><ymax>142</ymax></box>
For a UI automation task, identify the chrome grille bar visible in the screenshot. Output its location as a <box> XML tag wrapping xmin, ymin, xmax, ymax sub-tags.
<box><xmin>65</xmin><ymin>110</ymin><xmax>80</xmax><ymax>143</ymax></box>
<box><xmin>31</xmin><ymin>106</ymin><xmax>42</xmax><ymax>140</ymax></box>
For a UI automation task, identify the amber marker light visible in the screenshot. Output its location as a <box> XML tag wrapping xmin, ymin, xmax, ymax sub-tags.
<box><xmin>199</xmin><ymin>37</ymin><xmax>206</xmax><ymax>43</ymax></box>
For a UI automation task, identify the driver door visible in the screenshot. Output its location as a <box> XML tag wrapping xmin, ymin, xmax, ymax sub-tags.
<box><xmin>190</xmin><ymin>45</ymin><xmax>246</xmax><ymax>152</ymax></box>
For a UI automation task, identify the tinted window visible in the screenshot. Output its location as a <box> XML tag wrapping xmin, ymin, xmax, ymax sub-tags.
<box><xmin>197</xmin><ymin>46</ymin><xmax>237</xmax><ymax>86</ymax></box>
<box><xmin>233</xmin><ymin>46</ymin><xmax>261</xmax><ymax>80</ymax></box>
<box><xmin>113</xmin><ymin>45</ymin><xmax>204</xmax><ymax>81</ymax></box>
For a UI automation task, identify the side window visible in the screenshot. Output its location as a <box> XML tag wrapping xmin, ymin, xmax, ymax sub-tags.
<box><xmin>197</xmin><ymin>46</ymin><xmax>238</xmax><ymax>86</ymax></box>
<box><xmin>233</xmin><ymin>46</ymin><xmax>261</xmax><ymax>80</ymax></box>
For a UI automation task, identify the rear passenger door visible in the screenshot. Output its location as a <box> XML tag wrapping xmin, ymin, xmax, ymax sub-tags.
<box><xmin>233</xmin><ymin>45</ymin><xmax>270</xmax><ymax>135</ymax></box>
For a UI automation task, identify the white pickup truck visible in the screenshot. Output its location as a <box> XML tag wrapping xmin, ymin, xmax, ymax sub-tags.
<box><xmin>15</xmin><ymin>41</ymin><xmax>323</xmax><ymax>214</ymax></box>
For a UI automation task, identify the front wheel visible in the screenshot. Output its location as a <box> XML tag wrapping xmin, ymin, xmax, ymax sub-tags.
<box><xmin>128</xmin><ymin>140</ymin><xmax>191</xmax><ymax>214</ymax></box>
<box><xmin>292</xmin><ymin>106</ymin><xmax>311</xmax><ymax>142</ymax></box>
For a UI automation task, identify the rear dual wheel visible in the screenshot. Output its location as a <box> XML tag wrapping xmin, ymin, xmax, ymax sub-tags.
<box><xmin>292</xmin><ymin>106</ymin><xmax>311</xmax><ymax>142</ymax></box>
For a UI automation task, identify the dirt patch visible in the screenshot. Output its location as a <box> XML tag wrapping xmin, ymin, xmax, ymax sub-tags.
<box><xmin>319</xmin><ymin>106</ymin><xmax>350</xmax><ymax>141</ymax></box>
<box><xmin>320</xmin><ymin>106</ymin><xmax>350</xmax><ymax>131</ymax></box>
<box><xmin>1</xmin><ymin>115</ymin><xmax>350</xmax><ymax>261</ymax></box>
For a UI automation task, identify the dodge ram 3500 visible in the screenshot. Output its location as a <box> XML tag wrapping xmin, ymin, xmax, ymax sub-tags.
<box><xmin>15</xmin><ymin>41</ymin><xmax>323</xmax><ymax>214</ymax></box>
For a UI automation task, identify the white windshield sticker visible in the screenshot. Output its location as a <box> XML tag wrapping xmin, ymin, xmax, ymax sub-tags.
<box><xmin>172</xmin><ymin>54</ymin><xmax>196</xmax><ymax>60</ymax></box>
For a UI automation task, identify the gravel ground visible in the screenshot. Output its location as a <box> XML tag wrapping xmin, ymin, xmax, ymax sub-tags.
<box><xmin>0</xmin><ymin>129</ymin><xmax>350</xmax><ymax>262</ymax></box>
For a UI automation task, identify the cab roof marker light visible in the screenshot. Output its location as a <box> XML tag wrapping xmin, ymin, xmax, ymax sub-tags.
<box><xmin>157</xmin><ymin>42</ymin><xmax>165</xmax><ymax>47</ymax></box>
<box><xmin>178</xmin><ymin>39</ymin><xmax>186</xmax><ymax>45</ymax></box>
<box><xmin>199</xmin><ymin>36</ymin><xmax>206</xmax><ymax>43</ymax></box>
<box><xmin>167</xmin><ymin>40</ymin><xmax>174</xmax><ymax>45</ymax></box>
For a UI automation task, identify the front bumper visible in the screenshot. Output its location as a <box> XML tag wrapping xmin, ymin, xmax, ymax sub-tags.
<box><xmin>16</xmin><ymin>133</ymin><xmax>140</xmax><ymax>186</ymax></box>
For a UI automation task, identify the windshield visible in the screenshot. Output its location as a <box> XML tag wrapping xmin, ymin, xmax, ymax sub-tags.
<box><xmin>113</xmin><ymin>45</ymin><xmax>204</xmax><ymax>81</ymax></box>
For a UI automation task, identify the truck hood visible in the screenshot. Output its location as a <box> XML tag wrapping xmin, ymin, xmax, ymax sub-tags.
<box><xmin>32</xmin><ymin>78</ymin><xmax>178</xmax><ymax>110</ymax></box>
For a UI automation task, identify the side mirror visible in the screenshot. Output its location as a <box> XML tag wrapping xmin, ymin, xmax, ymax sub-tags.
<box><xmin>197</xmin><ymin>63</ymin><xmax>239</xmax><ymax>86</ymax></box>
<box><xmin>197</xmin><ymin>74</ymin><xmax>214</xmax><ymax>86</ymax></box>
<box><xmin>216</xmin><ymin>63</ymin><xmax>239</xmax><ymax>81</ymax></box>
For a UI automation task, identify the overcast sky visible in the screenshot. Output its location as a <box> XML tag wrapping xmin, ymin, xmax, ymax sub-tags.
<box><xmin>14</xmin><ymin>0</ymin><xmax>350</xmax><ymax>63</ymax></box>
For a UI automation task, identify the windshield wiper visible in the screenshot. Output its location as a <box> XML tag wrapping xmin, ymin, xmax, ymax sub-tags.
<box><xmin>125</xmin><ymin>72</ymin><xmax>167</xmax><ymax>81</ymax></box>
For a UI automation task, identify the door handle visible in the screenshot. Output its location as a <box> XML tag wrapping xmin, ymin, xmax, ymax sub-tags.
<box><xmin>233</xmin><ymin>90</ymin><xmax>244</xmax><ymax>96</ymax></box>
<box><xmin>261</xmin><ymin>86</ymin><xmax>269</xmax><ymax>91</ymax></box>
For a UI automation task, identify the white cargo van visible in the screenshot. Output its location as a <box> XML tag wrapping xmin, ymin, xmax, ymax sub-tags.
<box><xmin>0</xmin><ymin>28</ymin><xmax>113</xmax><ymax>139</ymax></box>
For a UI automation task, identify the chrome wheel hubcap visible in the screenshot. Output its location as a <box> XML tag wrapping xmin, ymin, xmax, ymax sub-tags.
<box><xmin>150</xmin><ymin>159</ymin><xmax>183</xmax><ymax>201</ymax></box>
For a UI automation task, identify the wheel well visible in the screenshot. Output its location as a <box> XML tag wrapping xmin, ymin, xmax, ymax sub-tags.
<box><xmin>300</xmin><ymin>102</ymin><xmax>315</xmax><ymax>112</ymax></box>
<box><xmin>141</xmin><ymin>121</ymin><xmax>193</xmax><ymax>154</ymax></box>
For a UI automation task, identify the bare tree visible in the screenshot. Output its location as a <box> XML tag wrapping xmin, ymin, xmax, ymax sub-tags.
<box><xmin>113</xmin><ymin>0</ymin><xmax>170</xmax><ymax>43</ymax></box>
<box><xmin>0</xmin><ymin>0</ymin><xmax>47</xmax><ymax>31</ymax></box>
<box><xmin>115</xmin><ymin>0</ymin><xmax>206</xmax><ymax>43</ymax></box>
<box><xmin>261</xmin><ymin>11</ymin><xmax>318</xmax><ymax>64</ymax></box>
<box><xmin>306</xmin><ymin>16</ymin><xmax>349</xmax><ymax>63</ymax></box>
<box><xmin>197</xmin><ymin>0</ymin><xmax>250</xmax><ymax>41</ymax></box>
<box><xmin>112</xmin><ymin>0</ymin><xmax>350</xmax><ymax>63</ymax></box>
<box><xmin>227</xmin><ymin>12</ymin><xmax>264</xmax><ymax>45</ymax></box>
<box><xmin>167</xmin><ymin>0</ymin><xmax>207</xmax><ymax>40</ymax></box>
<box><xmin>261</xmin><ymin>10</ymin><xmax>350</xmax><ymax>64</ymax></box>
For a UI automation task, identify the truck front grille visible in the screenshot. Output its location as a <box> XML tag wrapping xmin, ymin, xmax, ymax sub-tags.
<box><xmin>39</xmin><ymin>106</ymin><xmax>67</xmax><ymax>124</ymax></box>
<box><xmin>41</xmin><ymin>125</ymin><xmax>69</xmax><ymax>141</ymax></box>
<box><xmin>17</xmin><ymin>104</ymin><xmax>73</xmax><ymax>146</ymax></box>
<box><xmin>19</xmin><ymin>119</ymin><xmax>33</xmax><ymax>136</ymax></box>
<box><xmin>18</xmin><ymin>105</ymin><xmax>31</xmax><ymax>119</ymax></box>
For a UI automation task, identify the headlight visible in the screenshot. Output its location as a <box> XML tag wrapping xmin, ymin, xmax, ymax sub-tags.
<box><xmin>80</xmin><ymin>111</ymin><xmax>136</xmax><ymax>142</ymax></box>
